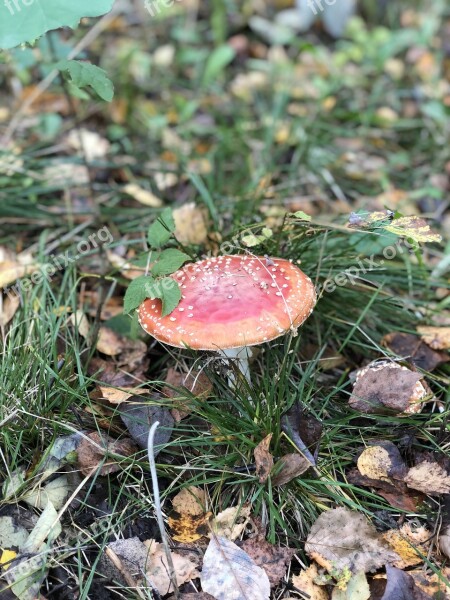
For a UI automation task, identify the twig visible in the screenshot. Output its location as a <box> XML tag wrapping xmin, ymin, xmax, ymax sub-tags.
<box><xmin>147</xmin><ymin>421</ymin><xmax>179</xmax><ymax>599</ymax></box>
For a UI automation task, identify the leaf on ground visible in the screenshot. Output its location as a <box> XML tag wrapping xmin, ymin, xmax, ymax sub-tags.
<box><xmin>106</xmin><ymin>250</ymin><xmax>148</xmax><ymax>280</ymax></box>
<box><xmin>281</xmin><ymin>402</ymin><xmax>323</xmax><ymax>465</ymax></box>
<box><xmin>292</xmin><ymin>564</ymin><xmax>329</xmax><ymax>600</ymax></box>
<box><xmin>272</xmin><ymin>453</ymin><xmax>312</xmax><ymax>486</ymax></box>
<box><xmin>357</xmin><ymin>441</ymin><xmax>407</xmax><ymax>482</ymax></box>
<box><xmin>0</xmin><ymin>247</ymin><xmax>38</xmax><ymax>289</ymax></box>
<box><xmin>173</xmin><ymin>202</ymin><xmax>209</xmax><ymax>245</ymax></box>
<box><xmin>381</xmin><ymin>332</ymin><xmax>449</xmax><ymax>371</ymax></box>
<box><xmin>4</xmin><ymin>503</ymin><xmax>61</xmax><ymax>600</ymax></box>
<box><xmin>93</xmin><ymin>385</ymin><xmax>144</xmax><ymax>405</ymax></box>
<box><xmin>77</xmin><ymin>432</ymin><xmax>137</xmax><ymax>476</ymax></box>
<box><xmin>408</xmin><ymin>568</ymin><xmax>450</xmax><ymax>599</ymax></box>
<box><xmin>404</xmin><ymin>460</ymin><xmax>450</xmax><ymax>495</ymax></box>
<box><xmin>210</xmin><ymin>504</ymin><xmax>251</xmax><ymax>541</ymax></box>
<box><xmin>88</xmin><ymin>356</ymin><xmax>149</xmax><ymax>388</ymax></box>
<box><xmin>201</xmin><ymin>535</ymin><xmax>270</xmax><ymax>600</ymax></box>
<box><xmin>349</xmin><ymin>361</ymin><xmax>427</xmax><ymax>415</ymax></box>
<box><xmin>382</xmin><ymin>524</ymin><xmax>431</xmax><ymax>569</ymax></box>
<box><xmin>371</xmin><ymin>565</ymin><xmax>434</xmax><ymax>600</ymax></box>
<box><xmin>0</xmin><ymin>516</ymin><xmax>29</xmax><ymax>549</ymax></box>
<box><xmin>144</xmin><ymin>539</ymin><xmax>200</xmax><ymax>595</ymax></box>
<box><xmin>332</xmin><ymin>571</ymin><xmax>370</xmax><ymax>600</ymax></box>
<box><xmin>240</xmin><ymin>522</ymin><xmax>294</xmax><ymax>587</ymax></box>
<box><xmin>123</xmin><ymin>183</ymin><xmax>163</xmax><ymax>207</ymax></box>
<box><xmin>0</xmin><ymin>294</ymin><xmax>20</xmax><ymax>327</ymax></box>
<box><xmin>417</xmin><ymin>326</ymin><xmax>450</xmax><ymax>351</ymax></box>
<box><xmin>384</xmin><ymin>216</ymin><xmax>442</xmax><ymax>244</ymax></box>
<box><xmin>305</xmin><ymin>507</ymin><xmax>399</xmax><ymax>574</ymax></box>
<box><xmin>65</xmin><ymin>129</ymin><xmax>110</xmax><ymax>161</ymax></box>
<box><xmin>119</xmin><ymin>401</ymin><xmax>173</xmax><ymax>451</ymax></box>
<box><xmin>22</xmin><ymin>474</ymin><xmax>72</xmax><ymax>511</ymax></box>
<box><xmin>163</xmin><ymin>367</ymin><xmax>212</xmax><ymax>421</ymax></box>
<box><xmin>169</xmin><ymin>486</ymin><xmax>210</xmax><ymax>543</ymax></box>
<box><xmin>254</xmin><ymin>434</ymin><xmax>274</xmax><ymax>483</ymax></box>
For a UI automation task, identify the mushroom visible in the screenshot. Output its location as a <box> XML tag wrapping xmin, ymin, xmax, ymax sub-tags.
<box><xmin>138</xmin><ymin>254</ymin><xmax>316</xmax><ymax>384</ymax></box>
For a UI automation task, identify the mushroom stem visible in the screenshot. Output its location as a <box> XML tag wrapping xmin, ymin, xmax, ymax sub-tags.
<box><xmin>218</xmin><ymin>346</ymin><xmax>253</xmax><ymax>387</ymax></box>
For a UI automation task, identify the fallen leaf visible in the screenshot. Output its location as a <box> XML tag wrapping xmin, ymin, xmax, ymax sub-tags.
<box><xmin>94</xmin><ymin>385</ymin><xmax>143</xmax><ymax>404</ymax></box>
<box><xmin>106</xmin><ymin>249</ymin><xmax>147</xmax><ymax>280</ymax></box>
<box><xmin>404</xmin><ymin>461</ymin><xmax>450</xmax><ymax>495</ymax></box>
<box><xmin>332</xmin><ymin>571</ymin><xmax>370</xmax><ymax>600</ymax></box>
<box><xmin>0</xmin><ymin>247</ymin><xmax>38</xmax><ymax>289</ymax></box>
<box><xmin>349</xmin><ymin>360</ymin><xmax>428</xmax><ymax>415</ymax></box>
<box><xmin>408</xmin><ymin>568</ymin><xmax>450</xmax><ymax>599</ymax></box>
<box><xmin>0</xmin><ymin>516</ymin><xmax>29</xmax><ymax>549</ymax></box>
<box><xmin>240</xmin><ymin>521</ymin><xmax>294</xmax><ymax>587</ymax></box>
<box><xmin>163</xmin><ymin>367</ymin><xmax>212</xmax><ymax>421</ymax></box>
<box><xmin>292</xmin><ymin>563</ymin><xmax>329</xmax><ymax>600</ymax></box>
<box><xmin>145</xmin><ymin>539</ymin><xmax>200</xmax><ymax>595</ymax></box>
<box><xmin>254</xmin><ymin>434</ymin><xmax>274</xmax><ymax>483</ymax></box>
<box><xmin>88</xmin><ymin>356</ymin><xmax>149</xmax><ymax>388</ymax></box>
<box><xmin>0</xmin><ymin>294</ymin><xmax>20</xmax><ymax>327</ymax></box>
<box><xmin>272</xmin><ymin>453</ymin><xmax>311</xmax><ymax>486</ymax></box>
<box><xmin>305</xmin><ymin>507</ymin><xmax>399</xmax><ymax>574</ymax></box>
<box><xmin>357</xmin><ymin>442</ymin><xmax>407</xmax><ymax>482</ymax></box>
<box><xmin>201</xmin><ymin>535</ymin><xmax>270</xmax><ymax>600</ymax></box>
<box><xmin>417</xmin><ymin>326</ymin><xmax>450</xmax><ymax>351</ymax></box>
<box><xmin>382</xmin><ymin>332</ymin><xmax>449</xmax><ymax>371</ymax></box>
<box><xmin>382</xmin><ymin>524</ymin><xmax>431</xmax><ymax>569</ymax></box>
<box><xmin>22</xmin><ymin>474</ymin><xmax>72</xmax><ymax>511</ymax></box>
<box><xmin>119</xmin><ymin>401</ymin><xmax>173</xmax><ymax>451</ymax></box>
<box><xmin>281</xmin><ymin>402</ymin><xmax>322</xmax><ymax>465</ymax></box>
<box><xmin>374</xmin><ymin>564</ymin><xmax>434</xmax><ymax>600</ymax></box>
<box><xmin>123</xmin><ymin>183</ymin><xmax>163</xmax><ymax>207</ymax></box>
<box><xmin>173</xmin><ymin>202</ymin><xmax>209</xmax><ymax>245</ymax></box>
<box><xmin>77</xmin><ymin>432</ymin><xmax>137</xmax><ymax>476</ymax></box>
<box><xmin>211</xmin><ymin>504</ymin><xmax>251</xmax><ymax>541</ymax></box>
<box><xmin>65</xmin><ymin>129</ymin><xmax>110</xmax><ymax>162</ymax></box>
<box><xmin>385</xmin><ymin>216</ymin><xmax>442</xmax><ymax>244</ymax></box>
<box><xmin>169</xmin><ymin>486</ymin><xmax>210</xmax><ymax>543</ymax></box>
<box><xmin>0</xmin><ymin>549</ymin><xmax>17</xmax><ymax>572</ymax></box>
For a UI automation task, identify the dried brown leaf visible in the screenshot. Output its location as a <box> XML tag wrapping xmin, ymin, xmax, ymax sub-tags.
<box><xmin>272</xmin><ymin>453</ymin><xmax>311</xmax><ymax>486</ymax></box>
<box><xmin>417</xmin><ymin>326</ymin><xmax>450</xmax><ymax>351</ymax></box>
<box><xmin>254</xmin><ymin>434</ymin><xmax>274</xmax><ymax>484</ymax></box>
<box><xmin>404</xmin><ymin>461</ymin><xmax>450</xmax><ymax>495</ymax></box>
<box><xmin>77</xmin><ymin>432</ymin><xmax>137</xmax><ymax>476</ymax></box>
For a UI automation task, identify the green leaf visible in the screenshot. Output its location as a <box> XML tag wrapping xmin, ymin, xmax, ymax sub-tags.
<box><xmin>145</xmin><ymin>278</ymin><xmax>181</xmax><ymax>316</ymax></box>
<box><xmin>201</xmin><ymin>44</ymin><xmax>235</xmax><ymax>87</ymax></box>
<box><xmin>0</xmin><ymin>0</ymin><xmax>115</xmax><ymax>50</ymax></box>
<box><xmin>123</xmin><ymin>275</ymin><xmax>155</xmax><ymax>314</ymax></box>
<box><xmin>291</xmin><ymin>211</ymin><xmax>312</xmax><ymax>221</ymax></box>
<box><xmin>56</xmin><ymin>59</ymin><xmax>114</xmax><ymax>102</ymax></box>
<box><xmin>147</xmin><ymin>208</ymin><xmax>175</xmax><ymax>248</ymax></box>
<box><xmin>151</xmin><ymin>248</ymin><xmax>191</xmax><ymax>277</ymax></box>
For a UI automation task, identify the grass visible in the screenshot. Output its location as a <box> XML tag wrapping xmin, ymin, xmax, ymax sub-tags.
<box><xmin>1</xmin><ymin>1</ymin><xmax>449</xmax><ymax>597</ymax></box>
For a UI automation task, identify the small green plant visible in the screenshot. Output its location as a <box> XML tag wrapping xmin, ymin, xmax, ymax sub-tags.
<box><xmin>123</xmin><ymin>208</ymin><xmax>191</xmax><ymax>316</ymax></box>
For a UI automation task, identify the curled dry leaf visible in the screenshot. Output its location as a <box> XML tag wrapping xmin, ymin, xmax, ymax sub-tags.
<box><xmin>201</xmin><ymin>536</ymin><xmax>270</xmax><ymax>600</ymax></box>
<box><xmin>254</xmin><ymin>434</ymin><xmax>273</xmax><ymax>484</ymax></box>
<box><xmin>404</xmin><ymin>461</ymin><xmax>450</xmax><ymax>495</ymax></box>
<box><xmin>305</xmin><ymin>507</ymin><xmax>399</xmax><ymax>574</ymax></box>
<box><xmin>382</xmin><ymin>332</ymin><xmax>449</xmax><ymax>371</ymax></box>
<box><xmin>173</xmin><ymin>202</ymin><xmax>209</xmax><ymax>245</ymax></box>
<box><xmin>292</xmin><ymin>564</ymin><xmax>328</xmax><ymax>600</ymax></box>
<box><xmin>382</xmin><ymin>524</ymin><xmax>431</xmax><ymax>569</ymax></box>
<box><xmin>144</xmin><ymin>539</ymin><xmax>200</xmax><ymax>595</ymax></box>
<box><xmin>169</xmin><ymin>486</ymin><xmax>210</xmax><ymax>543</ymax></box>
<box><xmin>93</xmin><ymin>385</ymin><xmax>144</xmax><ymax>404</ymax></box>
<box><xmin>210</xmin><ymin>504</ymin><xmax>251</xmax><ymax>541</ymax></box>
<box><xmin>349</xmin><ymin>360</ymin><xmax>429</xmax><ymax>415</ymax></box>
<box><xmin>77</xmin><ymin>432</ymin><xmax>137</xmax><ymax>476</ymax></box>
<box><xmin>272</xmin><ymin>453</ymin><xmax>311</xmax><ymax>486</ymax></box>
<box><xmin>417</xmin><ymin>326</ymin><xmax>450</xmax><ymax>351</ymax></box>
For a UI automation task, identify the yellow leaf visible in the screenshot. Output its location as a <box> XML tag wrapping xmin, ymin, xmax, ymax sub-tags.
<box><xmin>385</xmin><ymin>216</ymin><xmax>442</xmax><ymax>244</ymax></box>
<box><xmin>0</xmin><ymin>549</ymin><xmax>17</xmax><ymax>571</ymax></box>
<box><xmin>123</xmin><ymin>183</ymin><xmax>163</xmax><ymax>207</ymax></box>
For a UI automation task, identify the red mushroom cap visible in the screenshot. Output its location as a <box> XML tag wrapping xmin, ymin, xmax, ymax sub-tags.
<box><xmin>138</xmin><ymin>255</ymin><xmax>316</xmax><ymax>350</ymax></box>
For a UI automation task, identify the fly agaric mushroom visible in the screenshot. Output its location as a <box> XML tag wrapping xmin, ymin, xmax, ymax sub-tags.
<box><xmin>138</xmin><ymin>255</ymin><xmax>316</xmax><ymax>383</ymax></box>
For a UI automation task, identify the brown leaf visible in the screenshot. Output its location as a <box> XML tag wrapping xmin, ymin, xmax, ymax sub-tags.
<box><xmin>87</xmin><ymin>356</ymin><xmax>149</xmax><ymax>388</ymax></box>
<box><xmin>240</xmin><ymin>529</ymin><xmax>294</xmax><ymax>587</ymax></box>
<box><xmin>143</xmin><ymin>539</ymin><xmax>200</xmax><ymax>595</ymax></box>
<box><xmin>163</xmin><ymin>367</ymin><xmax>212</xmax><ymax>421</ymax></box>
<box><xmin>0</xmin><ymin>294</ymin><xmax>20</xmax><ymax>327</ymax></box>
<box><xmin>272</xmin><ymin>453</ymin><xmax>312</xmax><ymax>486</ymax></box>
<box><xmin>408</xmin><ymin>567</ymin><xmax>450</xmax><ymax>599</ymax></box>
<box><xmin>254</xmin><ymin>434</ymin><xmax>274</xmax><ymax>484</ymax></box>
<box><xmin>346</xmin><ymin>468</ymin><xmax>422</xmax><ymax>512</ymax></box>
<box><xmin>404</xmin><ymin>461</ymin><xmax>450</xmax><ymax>495</ymax></box>
<box><xmin>292</xmin><ymin>564</ymin><xmax>329</xmax><ymax>600</ymax></box>
<box><xmin>172</xmin><ymin>486</ymin><xmax>206</xmax><ymax>516</ymax></box>
<box><xmin>417</xmin><ymin>326</ymin><xmax>450</xmax><ymax>351</ymax></box>
<box><xmin>382</xmin><ymin>332</ymin><xmax>448</xmax><ymax>371</ymax></box>
<box><xmin>281</xmin><ymin>402</ymin><xmax>323</xmax><ymax>465</ymax></box>
<box><xmin>371</xmin><ymin>565</ymin><xmax>434</xmax><ymax>600</ymax></box>
<box><xmin>305</xmin><ymin>507</ymin><xmax>399</xmax><ymax>574</ymax></box>
<box><xmin>92</xmin><ymin>385</ymin><xmax>145</xmax><ymax>405</ymax></box>
<box><xmin>77</xmin><ymin>432</ymin><xmax>137</xmax><ymax>476</ymax></box>
<box><xmin>349</xmin><ymin>361</ymin><xmax>426</xmax><ymax>415</ymax></box>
